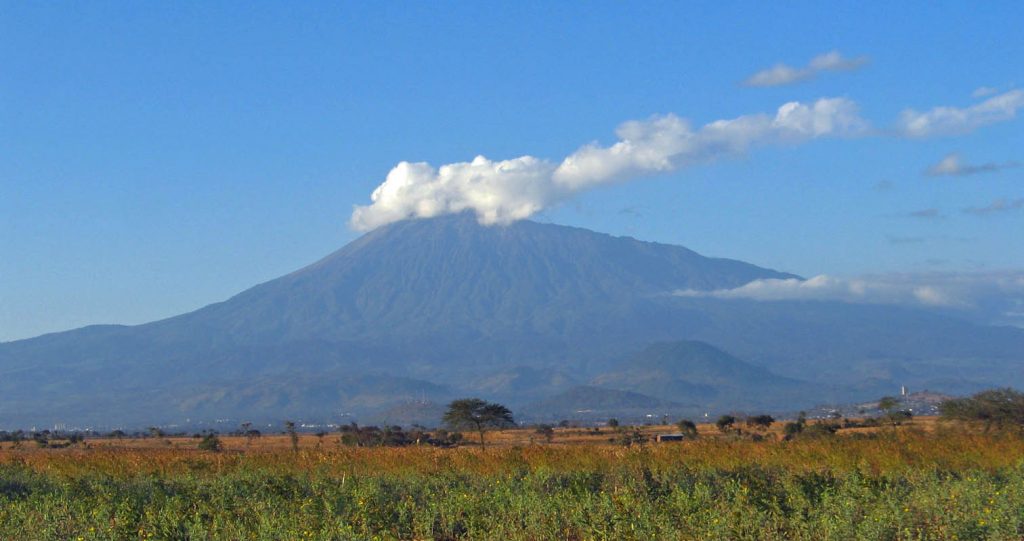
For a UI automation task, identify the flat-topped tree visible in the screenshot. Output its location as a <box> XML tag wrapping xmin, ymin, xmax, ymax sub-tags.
<box><xmin>443</xmin><ymin>398</ymin><xmax>514</xmax><ymax>449</ymax></box>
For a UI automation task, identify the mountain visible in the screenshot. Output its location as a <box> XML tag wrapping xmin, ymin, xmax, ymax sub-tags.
<box><xmin>591</xmin><ymin>341</ymin><xmax>813</xmax><ymax>411</ymax></box>
<box><xmin>465</xmin><ymin>366</ymin><xmax>579</xmax><ymax>405</ymax></box>
<box><xmin>1</xmin><ymin>213</ymin><xmax>1023</xmax><ymax>427</ymax></box>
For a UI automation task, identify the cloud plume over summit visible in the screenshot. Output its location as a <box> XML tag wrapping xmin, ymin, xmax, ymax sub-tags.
<box><xmin>350</xmin><ymin>98</ymin><xmax>866</xmax><ymax>231</ymax></box>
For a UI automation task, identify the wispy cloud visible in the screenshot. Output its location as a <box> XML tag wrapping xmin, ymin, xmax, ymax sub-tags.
<box><xmin>925</xmin><ymin>153</ymin><xmax>1018</xmax><ymax>177</ymax></box>
<box><xmin>350</xmin><ymin>98</ymin><xmax>868</xmax><ymax>231</ymax></box>
<box><xmin>963</xmin><ymin>198</ymin><xmax>1024</xmax><ymax>216</ymax></box>
<box><xmin>618</xmin><ymin>205</ymin><xmax>646</xmax><ymax>218</ymax></box>
<box><xmin>676</xmin><ymin>274</ymin><xmax>956</xmax><ymax>307</ymax></box>
<box><xmin>905</xmin><ymin>208</ymin><xmax>944</xmax><ymax>220</ymax></box>
<box><xmin>673</xmin><ymin>271</ymin><xmax>1024</xmax><ymax>322</ymax></box>
<box><xmin>873</xmin><ymin>180</ymin><xmax>895</xmax><ymax>192</ymax></box>
<box><xmin>972</xmin><ymin>86</ymin><xmax>1000</xmax><ymax>98</ymax></box>
<box><xmin>897</xmin><ymin>89</ymin><xmax>1024</xmax><ymax>137</ymax></box>
<box><xmin>886</xmin><ymin>235</ymin><xmax>927</xmax><ymax>245</ymax></box>
<box><xmin>743</xmin><ymin>50</ymin><xmax>868</xmax><ymax>87</ymax></box>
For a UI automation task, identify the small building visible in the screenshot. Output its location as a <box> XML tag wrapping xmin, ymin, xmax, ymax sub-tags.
<box><xmin>656</xmin><ymin>433</ymin><xmax>685</xmax><ymax>442</ymax></box>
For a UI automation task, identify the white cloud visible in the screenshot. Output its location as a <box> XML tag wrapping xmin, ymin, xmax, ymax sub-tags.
<box><xmin>350</xmin><ymin>98</ymin><xmax>867</xmax><ymax>231</ymax></box>
<box><xmin>676</xmin><ymin>274</ymin><xmax>957</xmax><ymax>307</ymax></box>
<box><xmin>925</xmin><ymin>152</ymin><xmax>1018</xmax><ymax>177</ymax></box>
<box><xmin>743</xmin><ymin>50</ymin><xmax>868</xmax><ymax>87</ymax></box>
<box><xmin>350</xmin><ymin>87</ymin><xmax>1024</xmax><ymax>231</ymax></box>
<box><xmin>674</xmin><ymin>271</ymin><xmax>1024</xmax><ymax>318</ymax></box>
<box><xmin>349</xmin><ymin>157</ymin><xmax>561</xmax><ymax>232</ymax></box>
<box><xmin>897</xmin><ymin>89</ymin><xmax>1024</xmax><ymax>137</ymax></box>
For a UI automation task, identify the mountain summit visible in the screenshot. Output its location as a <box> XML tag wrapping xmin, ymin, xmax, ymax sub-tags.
<box><xmin>1</xmin><ymin>214</ymin><xmax>1022</xmax><ymax>427</ymax></box>
<box><xmin>187</xmin><ymin>212</ymin><xmax>797</xmax><ymax>343</ymax></box>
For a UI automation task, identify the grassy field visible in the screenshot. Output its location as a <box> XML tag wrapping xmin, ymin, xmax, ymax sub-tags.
<box><xmin>1</xmin><ymin>420</ymin><xmax>1023</xmax><ymax>540</ymax></box>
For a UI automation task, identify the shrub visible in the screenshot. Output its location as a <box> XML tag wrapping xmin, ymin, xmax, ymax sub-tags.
<box><xmin>676</xmin><ymin>419</ymin><xmax>698</xmax><ymax>439</ymax></box>
<box><xmin>716</xmin><ymin>415</ymin><xmax>736</xmax><ymax>433</ymax></box>
<box><xmin>746</xmin><ymin>414</ymin><xmax>774</xmax><ymax>430</ymax></box>
<box><xmin>940</xmin><ymin>388</ymin><xmax>1024</xmax><ymax>431</ymax></box>
<box><xmin>534</xmin><ymin>425</ymin><xmax>554</xmax><ymax>443</ymax></box>
<box><xmin>783</xmin><ymin>422</ymin><xmax>803</xmax><ymax>439</ymax></box>
<box><xmin>800</xmin><ymin>422</ymin><xmax>838</xmax><ymax>438</ymax></box>
<box><xmin>197</xmin><ymin>434</ymin><xmax>222</xmax><ymax>452</ymax></box>
<box><xmin>616</xmin><ymin>429</ymin><xmax>648</xmax><ymax>446</ymax></box>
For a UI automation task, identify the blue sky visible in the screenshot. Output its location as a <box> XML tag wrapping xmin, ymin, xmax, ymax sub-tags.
<box><xmin>2</xmin><ymin>1</ymin><xmax>1023</xmax><ymax>342</ymax></box>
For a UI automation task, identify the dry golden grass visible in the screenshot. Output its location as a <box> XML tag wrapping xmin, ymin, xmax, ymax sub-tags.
<box><xmin>0</xmin><ymin>416</ymin><xmax>1013</xmax><ymax>479</ymax></box>
<box><xmin>3</xmin><ymin>418</ymin><xmax>1022</xmax><ymax>540</ymax></box>
<box><xmin>0</xmin><ymin>415</ymin><xmax>943</xmax><ymax>454</ymax></box>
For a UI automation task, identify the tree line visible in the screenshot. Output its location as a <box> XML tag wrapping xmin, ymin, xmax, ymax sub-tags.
<box><xmin>5</xmin><ymin>389</ymin><xmax>1024</xmax><ymax>452</ymax></box>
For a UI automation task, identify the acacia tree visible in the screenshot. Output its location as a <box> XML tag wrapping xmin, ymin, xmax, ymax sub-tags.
<box><xmin>284</xmin><ymin>421</ymin><xmax>299</xmax><ymax>453</ymax></box>
<box><xmin>442</xmin><ymin>398</ymin><xmax>514</xmax><ymax>448</ymax></box>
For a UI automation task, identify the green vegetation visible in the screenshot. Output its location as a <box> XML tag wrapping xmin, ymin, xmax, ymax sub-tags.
<box><xmin>941</xmin><ymin>388</ymin><xmax>1024</xmax><ymax>432</ymax></box>
<box><xmin>336</xmin><ymin>423</ymin><xmax>463</xmax><ymax>448</ymax></box>
<box><xmin>3</xmin><ymin>430</ymin><xmax>1023</xmax><ymax>540</ymax></box>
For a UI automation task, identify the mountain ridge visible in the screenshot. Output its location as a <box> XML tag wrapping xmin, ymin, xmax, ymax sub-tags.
<box><xmin>1</xmin><ymin>214</ymin><xmax>1022</xmax><ymax>427</ymax></box>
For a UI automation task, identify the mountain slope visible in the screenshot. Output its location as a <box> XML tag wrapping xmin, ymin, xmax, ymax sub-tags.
<box><xmin>592</xmin><ymin>341</ymin><xmax>813</xmax><ymax>410</ymax></box>
<box><xmin>171</xmin><ymin>212</ymin><xmax>798</xmax><ymax>343</ymax></box>
<box><xmin>1</xmin><ymin>213</ymin><xmax>1022</xmax><ymax>427</ymax></box>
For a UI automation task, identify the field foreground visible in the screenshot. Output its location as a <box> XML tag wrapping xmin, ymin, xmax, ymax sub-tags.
<box><xmin>2</xmin><ymin>428</ymin><xmax>1023</xmax><ymax>540</ymax></box>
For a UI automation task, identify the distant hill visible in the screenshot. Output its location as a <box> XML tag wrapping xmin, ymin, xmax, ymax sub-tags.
<box><xmin>1</xmin><ymin>213</ymin><xmax>1022</xmax><ymax>428</ymax></box>
<box><xmin>592</xmin><ymin>341</ymin><xmax>813</xmax><ymax>411</ymax></box>
<box><xmin>466</xmin><ymin>366</ymin><xmax>579</xmax><ymax>405</ymax></box>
